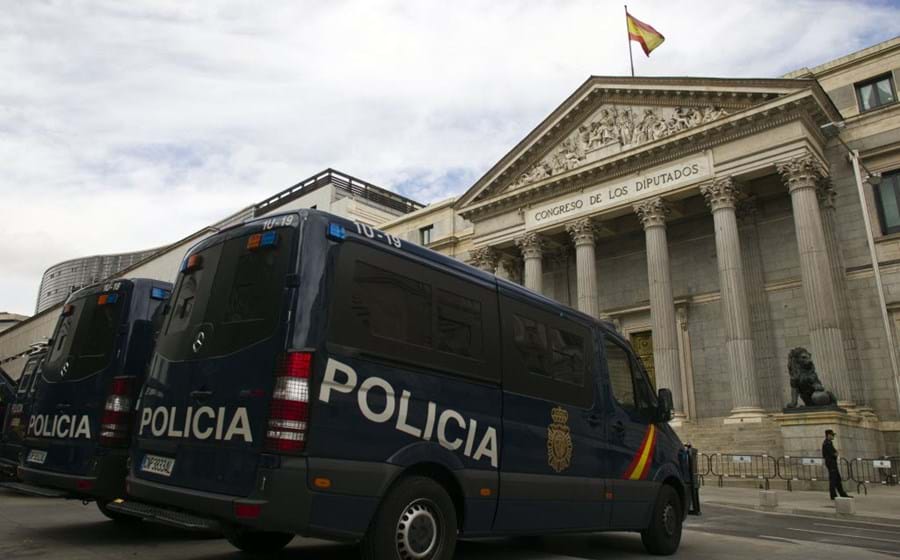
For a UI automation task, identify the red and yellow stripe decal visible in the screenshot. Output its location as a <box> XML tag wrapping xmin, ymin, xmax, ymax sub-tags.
<box><xmin>623</xmin><ymin>424</ymin><xmax>657</xmax><ymax>480</ymax></box>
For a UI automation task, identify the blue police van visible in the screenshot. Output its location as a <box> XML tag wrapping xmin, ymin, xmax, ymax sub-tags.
<box><xmin>9</xmin><ymin>279</ymin><xmax>171</xmax><ymax>520</ymax></box>
<box><xmin>0</xmin><ymin>346</ymin><xmax>47</xmax><ymax>480</ymax></box>
<box><xmin>111</xmin><ymin>210</ymin><xmax>699</xmax><ymax>557</ymax></box>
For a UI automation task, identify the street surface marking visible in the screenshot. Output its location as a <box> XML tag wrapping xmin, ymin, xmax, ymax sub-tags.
<box><xmin>786</xmin><ymin>528</ymin><xmax>900</xmax><ymax>544</ymax></box>
<box><xmin>814</xmin><ymin>523</ymin><xmax>900</xmax><ymax>535</ymax></box>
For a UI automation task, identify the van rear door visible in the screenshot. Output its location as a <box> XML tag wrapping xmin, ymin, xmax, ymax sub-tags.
<box><xmin>26</xmin><ymin>284</ymin><xmax>132</xmax><ymax>475</ymax></box>
<box><xmin>134</xmin><ymin>217</ymin><xmax>300</xmax><ymax>497</ymax></box>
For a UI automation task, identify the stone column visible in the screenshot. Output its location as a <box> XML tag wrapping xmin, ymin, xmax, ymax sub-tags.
<box><xmin>818</xmin><ymin>179</ymin><xmax>866</xmax><ymax>407</ymax></box>
<box><xmin>776</xmin><ymin>156</ymin><xmax>853</xmax><ymax>407</ymax></box>
<box><xmin>634</xmin><ymin>198</ymin><xmax>684</xmax><ymax>417</ymax></box>
<box><xmin>737</xmin><ymin>197</ymin><xmax>781</xmax><ymax>411</ymax></box>
<box><xmin>516</xmin><ymin>233</ymin><xmax>545</xmax><ymax>294</ymax></box>
<box><xmin>701</xmin><ymin>178</ymin><xmax>765</xmax><ymax>422</ymax></box>
<box><xmin>470</xmin><ymin>246</ymin><xmax>498</xmax><ymax>274</ymax></box>
<box><xmin>566</xmin><ymin>217</ymin><xmax>600</xmax><ymax>317</ymax></box>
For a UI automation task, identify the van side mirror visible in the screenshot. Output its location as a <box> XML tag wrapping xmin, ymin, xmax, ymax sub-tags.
<box><xmin>657</xmin><ymin>388</ymin><xmax>674</xmax><ymax>422</ymax></box>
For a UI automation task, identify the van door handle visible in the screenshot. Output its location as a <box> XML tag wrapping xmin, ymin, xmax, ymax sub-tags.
<box><xmin>190</xmin><ymin>390</ymin><xmax>213</xmax><ymax>400</ymax></box>
<box><xmin>56</xmin><ymin>403</ymin><xmax>71</xmax><ymax>409</ymax></box>
<box><xmin>612</xmin><ymin>421</ymin><xmax>625</xmax><ymax>433</ymax></box>
<box><xmin>587</xmin><ymin>413</ymin><xmax>603</xmax><ymax>427</ymax></box>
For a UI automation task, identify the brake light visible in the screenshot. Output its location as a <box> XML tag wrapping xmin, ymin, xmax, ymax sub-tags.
<box><xmin>100</xmin><ymin>376</ymin><xmax>135</xmax><ymax>447</ymax></box>
<box><xmin>265</xmin><ymin>352</ymin><xmax>311</xmax><ymax>453</ymax></box>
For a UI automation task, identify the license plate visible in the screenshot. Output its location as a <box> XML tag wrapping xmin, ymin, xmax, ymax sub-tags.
<box><xmin>141</xmin><ymin>454</ymin><xmax>175</xmax><ymax>477</ymax></box>
<box><xmin>27</xmin><ymin>449</ymin><xmax>47</xmax><ymax>465</ymax></box>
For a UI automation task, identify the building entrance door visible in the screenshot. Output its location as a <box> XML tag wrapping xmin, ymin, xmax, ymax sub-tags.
<box><xmin>629</xmin><ymin>330</ymin><xmax>656</xmax><ymax>389</ymax></box>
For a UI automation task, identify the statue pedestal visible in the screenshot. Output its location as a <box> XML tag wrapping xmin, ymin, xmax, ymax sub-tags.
<box><xmin>773</xmin><ymin>408</ymin><xmax>884</xmax><ymax>459</ymax></box>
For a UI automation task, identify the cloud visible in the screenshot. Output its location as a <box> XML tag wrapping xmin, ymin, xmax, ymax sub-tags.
<box><xmin>1</xmin><ymin>0</ymin><xmax>897</xmax><ymax>315</ymax></box>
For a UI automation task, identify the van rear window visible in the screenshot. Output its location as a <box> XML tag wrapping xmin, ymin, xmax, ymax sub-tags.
<box><xmin>44</xmin><ymin>293</ymin><xmax>126</xmax><ymax>382</ymax></box>
<box><xmin>156</xmin><ymin>226</ymin><xmax>297</xmax><ymax>360</ymax></box>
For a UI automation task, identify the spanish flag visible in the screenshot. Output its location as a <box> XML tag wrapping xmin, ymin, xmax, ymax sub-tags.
<box><xmin>626</xmin><ymin>12</ymin><xmax>665</xmax><ymax>57</ymax></box>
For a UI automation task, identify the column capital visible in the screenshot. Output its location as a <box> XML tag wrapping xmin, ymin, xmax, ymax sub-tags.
<box><xmin>565</xmin><ymin>217</ymin><xmax>597</xmax><ymax>247</ymax></box>
<box><xmin>817</xmin><ymin>177</ymin><xmax>837</xmax><ymax>210</ymax></box>
<box><xmin>634</xmin><ymin>197</ymin><xmax>670</xmax><ymax>229</ymax></box>
<box><xmin>515</xmin><ymin>232</ymin><xmax>545</xmax><ymax>259</ymax></box>
<box><xmin>776</xmin><ymin>155</ymin><xmax>826</xmax><ymax>194</ymax></box>
<box><xmin>700</xmin><ymin>177</ymin><xmax>743</xmax><ymax>212</ymax></box>
<box><xmin>470</xmin><ymin>246</ymin><xmax>499</xmax><ymax>272</ymax></box>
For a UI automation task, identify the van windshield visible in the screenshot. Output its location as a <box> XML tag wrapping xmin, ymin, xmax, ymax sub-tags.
<box><xmin>43</xmin><ymin>293</ymin><xmax>126</xmax><ymax>382</ymax></box>
<box><xmin>156</xmin><ymin>226</ymin><xmax>297</xmax><ymax>360</ymax></box>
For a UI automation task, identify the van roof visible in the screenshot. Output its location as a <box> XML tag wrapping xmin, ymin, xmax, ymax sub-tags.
<box><xmin>228</xmin><ymin>209</ymin><xmax>623</xmax><ymax>338</ymax></box>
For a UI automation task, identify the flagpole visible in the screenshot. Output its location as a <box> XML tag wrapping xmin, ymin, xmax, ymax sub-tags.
<box><xmin>625</xmin><ymin>5</ymin><xmax>635</xmax><ymax>77</ymax></box>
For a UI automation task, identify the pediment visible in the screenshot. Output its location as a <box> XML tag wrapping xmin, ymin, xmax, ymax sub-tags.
<box><xmin>456</xmin><ymin>76</ymin><xmax>837</xmax><ymax>214</ymax></box>
<box><xmin>504</xmin><ymin>103</ymin><xmax>730</xmax><ymax>193</ymax></box>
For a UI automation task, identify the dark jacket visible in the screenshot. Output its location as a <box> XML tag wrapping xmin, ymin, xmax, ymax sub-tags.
<box><xmin>822</xmin><ymin>438</ymin><xmax>838</xmax><ymax>470</ymax></box>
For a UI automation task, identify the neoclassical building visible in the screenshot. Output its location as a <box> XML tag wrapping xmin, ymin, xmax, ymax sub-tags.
<box><xmin>384</xmin><ymin>38</ymin><xmax>900</xmax><ymax>457</ymax></box>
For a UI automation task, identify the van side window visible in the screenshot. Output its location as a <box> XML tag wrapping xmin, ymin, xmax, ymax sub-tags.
<box><xmin>351</xmin><ymin>261</ymin><xmax>433</xmax><ymax>348</ymax></box>
<box><xmin>605</xmin><ymin>340</ymin><xmax>636</xmax><ymax>411</ymax></box>
<box><xmin>501</xmin><ymin>296</ymin><xmax>593</xmax><ymax>408</ymax></box>
<box><xmin>329</xmin><ymin>241</ymin><xmax>500</xmax><ymax>382</ymax></box>
<box><xmin>435</xmin><ymin>289</ymin><xmax>482</xmax><ymax>358</ymax></box>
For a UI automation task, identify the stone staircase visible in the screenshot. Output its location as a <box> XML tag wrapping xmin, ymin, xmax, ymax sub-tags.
<box><xmin>673</xmin><ymin>416</ymin><xmax>785</xmax><ymax>457</ymax></box>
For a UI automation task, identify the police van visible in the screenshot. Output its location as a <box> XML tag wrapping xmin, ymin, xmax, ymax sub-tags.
<box><xmin>0</xmin><ymin>346</ymin><xmax>47</xmax><ymax>480</ymax></box>
<box><xmin>111</xmin><ymin>210</ymin><xmax>699</xmax><ymax>557</ymax></box>
<box><xmin>10</xmin><ymin>279</ymin><xmax>171</xmax><ymax>520</ymax></box>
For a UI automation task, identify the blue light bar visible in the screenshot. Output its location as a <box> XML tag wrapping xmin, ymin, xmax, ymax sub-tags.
<box><xmin>260</xmin><ymin>231</ymin><xmax>278</xmax><ymax>247</ymax></box>
<box><xmin>106</xmin><ymin>293</ymin><xmax>119</xmax><ymax>304</ymax></box>
<box><xmin>327</xmin><ymin>223</ymin><xmax>346</xmax><ymax>240</ymax></box>
<box><xmin>150</xmin><ymin>287</ymin><xmax>170</xmax><ymax>300</ymax></box>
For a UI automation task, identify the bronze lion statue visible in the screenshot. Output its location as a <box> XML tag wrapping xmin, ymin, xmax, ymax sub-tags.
<box><xmin>786</xmin><ymin>347</ymin><xmax>837</xmax><ymax>408</ymax></box>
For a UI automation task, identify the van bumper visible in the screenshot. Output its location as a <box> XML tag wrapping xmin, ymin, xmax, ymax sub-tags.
<box><xmin>18</xmin><ymin>451</ymin><xmax>128</xmax><ymax>501</ymax></box>
<box><xmin>125</xmin><ymin>457</ymin><xmax>315</xmax><ymax>536</ymax></box>
<box><xmin>125</xmin><ymin>457</ymin><xmax>398</xmax><ymax>539</ymax></box>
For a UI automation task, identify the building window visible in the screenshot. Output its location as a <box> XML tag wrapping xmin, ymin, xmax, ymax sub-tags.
<box><xmin>875</xmin><ymin>171</ymin><xmax>900</xmax><ymax>235</ymax></box>
<box><xmin>420</xmin><ymin>225</ymin><xmax>434</xmax><ymax>245</ymax></box>
<box><xmin>856</xmin><ymin>74</ymin><xmax>896</xmax><ymax>112</ymax></box>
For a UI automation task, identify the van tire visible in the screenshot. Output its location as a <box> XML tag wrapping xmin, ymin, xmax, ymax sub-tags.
<box><xmin>361</xmin><ymin>475</ymin><xmax>457</xmax><ymax>560</ymax></box>
<box><xmin>641</xmin><ymin>484</ymin><xmax>683</xmax><ymax>556</ymax></box>
<box><xmin>224</xmin><ymin>525</ymin><xmax>294</xmax><ymax>554</ymax></box>
<box><xmin>96</xmin><ymin>500</ymin><xmax>140</xmax><ymax>523</ymax></box>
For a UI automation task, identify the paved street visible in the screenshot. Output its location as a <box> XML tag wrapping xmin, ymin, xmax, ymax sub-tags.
<box><xmin>1</xmin><ymin>487</ymin><xmax>898</xmax><ymax>559</ymax></box>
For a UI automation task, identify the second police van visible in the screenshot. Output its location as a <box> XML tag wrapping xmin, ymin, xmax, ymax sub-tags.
<box><xmin>10</xmin><ymin>279</ymin><xmax>171</xmax><ymax>520</ymax></box>
<box><xmin>112</xmin><ymin>210</ymin><xmax>699</xmax><ymax>558</ymax></box>
<box><xmin>0</xmin><ymin>345</ymin><xmax>48</xmax><ymax>480</ymax></box>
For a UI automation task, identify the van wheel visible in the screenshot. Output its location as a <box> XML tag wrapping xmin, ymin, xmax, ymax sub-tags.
<box><xmin>96</xmin><ymin>501</ymin><xmax>140</xmax><ymax>523</ymax></box>
<box><xmin>361</xmin><ymin>476</ymin><xmax>457</xmax><ymax>560</ymax></box>
<box><xmin>641</xmin><ymin>484</ymin><xmax>683</xmax><ymax>556</ymax></box>
<box><xmin>224</xmin><ymin>525</ymin><xmax>294</xmax><ymax>554</ymax></box>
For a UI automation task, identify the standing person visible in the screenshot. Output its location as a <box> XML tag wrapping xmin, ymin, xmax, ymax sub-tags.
<box><xmin>822</xmin><ymin>429</ymin><xmax>849</xmax><ymax>499</ymax></box>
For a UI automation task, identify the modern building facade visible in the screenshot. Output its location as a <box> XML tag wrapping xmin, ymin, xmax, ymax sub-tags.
<box><xmin>385</xmin><ymin>38</ymin><xmax>900</xmax><ymax>457</ymax></box>
<box><xmin>35</xmin><ymin>247</ymin><xmax>164</xmax><ymax>313</ymax></box>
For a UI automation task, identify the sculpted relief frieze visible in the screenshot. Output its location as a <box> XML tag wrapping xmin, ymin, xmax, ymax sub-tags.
<box><xmin>506</xmin><ymin>104</ymin><xmax>729</xmax><ymax>192</ymax></box>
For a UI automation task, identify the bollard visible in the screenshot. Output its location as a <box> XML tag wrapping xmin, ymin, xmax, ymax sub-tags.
<box><xmin>835</xmin><ymin>497</ymin><xmax>855</xmax><ymax>515</ymax></box>
<box><xmin>759</xmin><ymin>490</ymin><xmax>778</xmax><ymax>509</ymax></box>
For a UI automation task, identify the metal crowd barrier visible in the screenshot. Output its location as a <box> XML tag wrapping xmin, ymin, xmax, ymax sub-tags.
<box><xmin>709</xmin><ymin>453</ymin><xmax>777</xmax><ymax>490</ymax></box>
<box><xmin>695</xmin><ymin>452</ymin><xmax>712</xmax><ymax>487</ymax></box>
<box><xmin>849</xmin><ymin>457</ymin><xmax>898</xmax><ymax>494</ymax></box>
<box><xmin>775</xmin><ymin>456</ymin><xmax>851</xmax><ymax>492</ymax></box>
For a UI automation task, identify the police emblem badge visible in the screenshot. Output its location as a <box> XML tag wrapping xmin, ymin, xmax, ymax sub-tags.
<box><xmin>547</xmin><ymin>406</ymin><xmax>573</xmax><ymax>473</ymax></box>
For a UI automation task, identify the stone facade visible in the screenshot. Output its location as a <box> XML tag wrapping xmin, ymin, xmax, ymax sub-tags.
<box><xmin>409</xmin><ymin>38</ymin><xmax>900</xmax><ymax>456</ymax></box>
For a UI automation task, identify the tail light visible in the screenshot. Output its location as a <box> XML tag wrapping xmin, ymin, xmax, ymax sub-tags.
<box><xmin>265</xmin><ymin>352</ymin><xmax>311</xmax><ymax>453</ymax></box>
<box><xmin>100</xmin><ymin>376</ymin><xmax>135</xmax><ymax>447</ymax></box>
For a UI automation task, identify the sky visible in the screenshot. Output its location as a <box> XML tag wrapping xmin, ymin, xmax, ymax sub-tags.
<box><xmin>1</xmin><ymin>0</ymin><xmax>899</xmax><ymax>316</ymax></box>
